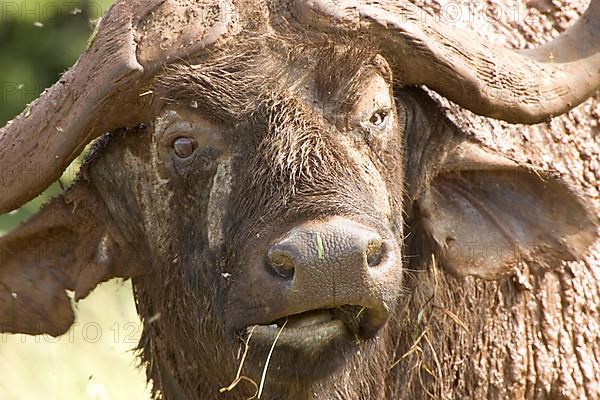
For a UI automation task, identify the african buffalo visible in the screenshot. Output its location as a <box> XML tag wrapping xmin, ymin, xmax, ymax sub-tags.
<box><xmin>1</xmin><ymin>0</ymin><xmax>599</xmax><ymax>399</ymax></box>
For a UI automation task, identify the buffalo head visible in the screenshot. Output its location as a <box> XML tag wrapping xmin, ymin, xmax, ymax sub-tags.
<box><xmin>0</xmin><ymin>1</ymin><xmax>598</xmax><ymax>398</ymax></box>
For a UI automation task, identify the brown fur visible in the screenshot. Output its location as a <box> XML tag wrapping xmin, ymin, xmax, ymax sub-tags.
<box><xmin>69</xmin><ymin>29</ymin><xmax>594</xmax><ymax>399</ymax></box>
<box><xmin>86</xmin><ymin>36</ymin><xmax>408</xmax><ymax>399</ymax></box>
<box><xmin>1</xmin><ymin>1</ymin><xmax>598</xmax><ymax>399</ymax></box>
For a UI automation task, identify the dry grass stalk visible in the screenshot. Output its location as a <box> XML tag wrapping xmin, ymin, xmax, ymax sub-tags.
<box><xmin>220</xmin><ymin>326</ymin><xmax>259</xmax><ymax>398</ymax></box>
<box><xmin>258</xmin><ymin>320</ymin><xmax>287</xmax><ymax>399</ymax></box>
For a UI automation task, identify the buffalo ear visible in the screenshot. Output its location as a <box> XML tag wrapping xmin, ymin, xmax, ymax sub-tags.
<box><xmin>0</xmin><ymin>180</ymin><xmax>142</xmax><ymax>336</ymax></box>
<box><xmin>406</xmin><ymin>138</ymin><xmax>598</xmax><ymax>280</ymax></box>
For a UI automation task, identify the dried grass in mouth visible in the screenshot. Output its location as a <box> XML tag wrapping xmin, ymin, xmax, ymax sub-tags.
<box><xmin>257</xmin><ymin>319</ymin><xmax>287</xmax><ymax>399</ymax></box>
<box><xmin>219</xmin><ymin>326</ymin><xmax>259</xmax><ymax>398</ymax></box>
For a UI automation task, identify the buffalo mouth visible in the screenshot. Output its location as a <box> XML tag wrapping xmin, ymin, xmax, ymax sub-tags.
<box><xmin>236</xmin><ymin>305</ymin><xmax>389</xmax><ymax>381</ymax></box>
<box><xmin>244</xmin><ymin>305</ymin><xmax>385</xmax><ymax>350</ymax></box>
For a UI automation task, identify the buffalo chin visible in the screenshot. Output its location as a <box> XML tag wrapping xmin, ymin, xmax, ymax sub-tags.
<box><xmin>240</xmin><ymin>319</ymin><xmax>360</xmax><ymax>383</ymax></box>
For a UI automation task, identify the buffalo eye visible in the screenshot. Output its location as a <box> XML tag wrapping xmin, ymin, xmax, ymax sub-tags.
<box><xmin>172</xmin><ymin>137</ymin><xmax>197</xmax><ymax>159</ymax></box>
<box><xmin>369</xmin><ymin>110</ymin><xmax>389</xmax><ymax>127</ymax></box>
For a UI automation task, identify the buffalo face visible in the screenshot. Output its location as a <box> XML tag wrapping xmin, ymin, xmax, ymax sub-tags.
<box><xmin>132</xmin><ymin>41</ymin><xmax>408</xmax><ymax>385</ymax></box>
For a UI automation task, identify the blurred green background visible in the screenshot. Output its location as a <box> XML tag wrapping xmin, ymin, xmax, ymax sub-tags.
<box><xmin>0</xmin><ymin>1</ymin><xmax>150</xmax><ymax>398</ymax></box>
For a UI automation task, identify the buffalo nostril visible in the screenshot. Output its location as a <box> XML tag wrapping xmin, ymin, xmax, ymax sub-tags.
<box><xmin>267</xmin><ymin>248</ymin><xmax>295</xmax><ymax>279</ymax></box>
<box><xmin>366</xmin><ymin>239</ymin><xmax>385</xmax><ymax>267</ymax></box>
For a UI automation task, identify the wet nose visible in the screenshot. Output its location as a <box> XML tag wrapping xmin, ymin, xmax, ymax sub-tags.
<box><xmin>266</xmin><ymin>218</ymin><xmax>387</xmax><ymax>280</ymax></box>
<box><xmin>261</xmin><ymin>217</ymin><xmax>400</xmax><ymax>337</ymax></box>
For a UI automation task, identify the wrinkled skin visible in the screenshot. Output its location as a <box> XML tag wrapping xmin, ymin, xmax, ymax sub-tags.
<box><xmin>0</xmin><ymin>1</ymin><xmax>598</xmax><ymax>399</ymax></box>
